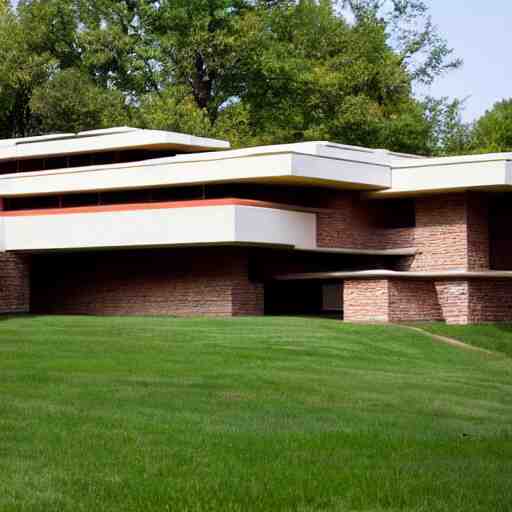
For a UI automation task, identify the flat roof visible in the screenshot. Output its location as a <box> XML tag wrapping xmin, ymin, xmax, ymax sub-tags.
<box><xmin>0</xmin><ymin>127</ymin><xmax>230</xmax><ymax>161</ymax></box>
<box><xmin>0</xmin><ymin>142</ymin><xmax>393</xmax><ymax>196</ymax></box>
<box><xmin>1</xmin><ymin>127</ymin><xmax>512</xmax><ymax>197</ymax></box>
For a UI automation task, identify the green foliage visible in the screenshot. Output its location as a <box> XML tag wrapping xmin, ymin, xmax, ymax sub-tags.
<box><xmin>470</xmin><ymin>99</ymin><xmax>512</xmax><ymax>153</ymax></box>
<box><xmin>422</xmin><ymin>96</ymin><xmax>472</xmax><ymax>156</ymax></box>
<box><xmin>342</xmin><ymin>0</ymin><xmax>462</xmax><ymax>84</ymax></box>
<box><xmin>138</xmin><ymin>86</ymin><xmax>212</xmax><ymax>136</ymax></box>
<box><xmin>0</xmin><ymin>1</ymin><xmax>55</xmax><ymax>137</ymax></box>
<box><xmin>0</xmin><ymin>0</ymin><xmax>464</xmax><ymax>154</ymax></box>
<box><xmin>30</xmin><ymin>69</ymin><xmax>129</xmax><ymax>134</ymax></box>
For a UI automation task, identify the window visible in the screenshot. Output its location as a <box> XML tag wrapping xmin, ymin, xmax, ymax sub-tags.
<box><xmin>374</xmin><ymin>199</ymin><xmax>416</xmax><ymax>229</ymax></box>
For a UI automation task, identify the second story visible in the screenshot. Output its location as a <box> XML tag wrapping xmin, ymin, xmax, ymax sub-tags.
<box><xmin>0</xmin><ymin>126</ymin><xmax>510</xmax><ymax>274</ymax></box>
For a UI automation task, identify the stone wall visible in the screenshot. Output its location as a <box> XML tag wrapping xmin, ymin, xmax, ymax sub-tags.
<box><xmin>343</xmin><ymin>280</ymin><xmax>390</xmax><ymax>322</ymax></box>
<box><xmin>344</xmin><ymin>278</ymin><xmax>443</xmax><ymax>323</ymax></box>
<box><xmin>388</xmin><ymin>280</ymin><xmax>443</xmax><ymax>322</ymax></box>
<box><xmin>31</xmin><ymin>247</ymin><xmax>264</xmax><ymax>317</ymax></box>
<box><xmin>317</xmin><ymin>192</ymin><xmax>414</xmax><ymax>250</ymax></box>
<box><xmin>434</xmin><ymin>280</ymin><xmax>470</xmax><ymax>324</ymax></box>
<box><xmin>344</xmin><ymin>276</ymin><xmax>512</xmax><ymax>325</ymax></box>
<box><xmin>412</xmin><ymin>193</ymin><xmax>490</xmax><ymax>272</ymax></box>
<box><xmin>412</xmin><ymin>194</ymin><xmax>469</xmax><ymax>271</ymax></box>
<box><xmin>469</xmin><ymin>280</ymin><xmax>512</xmax><ymax>323</ymax></box>
<box><xmin>0</xmin><ymin>253</ymin><xmax>30</xmax><ymax>314</ymax></box>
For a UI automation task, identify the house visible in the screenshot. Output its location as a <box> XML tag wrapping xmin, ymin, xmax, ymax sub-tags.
<box><xmin>0</xmin><ymin>126</ymin><xmax>511</xmax><ymax>324</ymax></box>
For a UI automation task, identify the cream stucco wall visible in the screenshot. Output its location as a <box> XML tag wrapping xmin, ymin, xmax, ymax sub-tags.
<box><xmin>1</xmin><ymin>204</ymin><xmax>317</xmax><ymax>252</ymax></box>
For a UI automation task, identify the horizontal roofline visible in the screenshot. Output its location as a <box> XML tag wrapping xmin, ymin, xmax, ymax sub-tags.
<box><xmin>0</xmin><ymin>128</ymin><xmax>230</xmax><ymax>161</ymax></box>
<box><xmin>392</xmin><ymin>152</ymin><xmax>512</xmax><ymax>169</ymax></box>
<box><xmin>273</xmin><ymin>270</ymin><xmax>512</xmax><ymax>281</ymax></box>
<box><xmin>0</xmin><ymin>141</ymin><xmax>408</xmax><ymax>176</ymax></box>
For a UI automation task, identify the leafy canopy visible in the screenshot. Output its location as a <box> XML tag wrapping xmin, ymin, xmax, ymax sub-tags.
<box><xmin>470</xmin><ymin>99</ymin><xmax>512</xmax><ymax>154</ymax></box>
<box><xmin>0</xmin><ymin>0</ymin><xmax>464</xmax><ymax>154</ymax></box>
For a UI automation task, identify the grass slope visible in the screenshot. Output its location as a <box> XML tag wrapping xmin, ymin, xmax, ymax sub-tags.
<box><xmin>0</xmin><ymin>316</ymin><xmax>511</xmax><ymax>512</ymax></box>
<box><xmin>417</xmin><ymin>323</ymin><xmax>512</xmax><ymax>358</ymax></box>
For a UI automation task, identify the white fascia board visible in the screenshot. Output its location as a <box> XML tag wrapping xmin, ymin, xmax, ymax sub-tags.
<box><xmin>314</xmin><ymin>143</ymin><xmax>421</xmax><ymax>166</ymax></box>
<box><xmin>291</xmin><ymin>153</ymin><xmax>391</xmax><ymax>189</ymax></box>
<box><xmin>77</xmin><ymin>127</ymin><xmax>138</xmax><ymax>136</ymax></box>
<box><xmin>2</xmin><ymin>204</ymin><xmax>317</xmax><ymax>252</ymax></box>
<box><xmin>368</xmin><ymin>159</ymin><xmax>511</xmax><ymax>198</ymax></box>
<box><xmin>392</xmin><ymin>152</ymin><xmax>512</xmax><ymax>168</ymax></box>
<box><xmin>0</xmin><ymin>153</ymin><xmax>294</xmax><ymax>197</ymax></box>
<box><xmin>0</xmin><ymin>133</ymin><xmax>77</xmax><ymax>149</ymax></box>
<box><xmin>234</xmin><ymin>205</ymin><xmax>317</xmax><ymax>248</ymax></box>
<box><xmin>0</xmin><ymin>151</ymin><xmax>391</xmax><ymax>197</ymax></box>
<box><xmin>0</xmin><ymin>129</ymin><xmax>230</xmax><ymax>162</ymax></box>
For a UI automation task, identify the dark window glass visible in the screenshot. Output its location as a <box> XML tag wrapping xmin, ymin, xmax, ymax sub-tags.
<box><xmin>6</xmin><ymin>195</ymin><xmax>60</xmax><ymax>211</ymax></box>
<box><xmin>45</xmin><ymin>157</ymin><xmax>69</xmax><ymax>170</ymax></box>
<box><xmin>375</xmin><ymin>199</ymin><xmax>416</xmax><ymax>229</ymax></box>
<box><xmin>61</xmin><ymin>193</ymin><xmax>99</xmax><ymax>208</ymax></box>
<box><xmin>0</xmin><ymin>160</ymin><xmax>17</xmax><ymax>174</ymax></box>
<box><xmin>19</xmin><ymin>159</ymin><xmax>44</xmax><ymax>173</ymax></box>
<box><xmin>151</xmin><ymin>186</ymin><xmax>204</xmax><ymax>202</ymax></box>
<box><xmin>92</xmin><ymin>152</ymin><xmax>115</xmax><ymax>166</ymax></box>
<box><xmin>100</xmin><ymin>189</ymin><xmax>154</xmax><ymax>205</ymax></box>
<box><xmin>69</xmin><ymin>154</ymin><xmax>93</xmax><ymax>168</ymax></box>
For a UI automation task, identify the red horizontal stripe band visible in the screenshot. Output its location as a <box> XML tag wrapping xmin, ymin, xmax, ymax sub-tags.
<box><xmin>0</xmin><ymin>198</ymin><xmax>321</xmax><ymax>217</ymax></box>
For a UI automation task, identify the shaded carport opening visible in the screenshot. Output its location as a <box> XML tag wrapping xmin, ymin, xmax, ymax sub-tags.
<box><xmin>264</xmin><ymin>280</ymin><xmax>343</xmax><ymax>319</ymax></box>
<box><xmin>251</xmin><ymin>247</ymin><xmax>408</xmax><ymax>321</ymax></box>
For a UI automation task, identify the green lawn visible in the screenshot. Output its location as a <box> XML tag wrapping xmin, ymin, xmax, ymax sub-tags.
<box><xmin>417</xmin><ymin>322</ymin><xmax>512</xmax><ymax>358</ymax></box>
<box><xmin>1</xmin><ymin>316</ymin><xmax>511</xmax><ymax>512</ymax></box>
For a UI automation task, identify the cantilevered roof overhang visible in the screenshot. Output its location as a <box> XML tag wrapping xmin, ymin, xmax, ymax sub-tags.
<box><xmin>367</xmin><ymin>153</ymin><xmax>512</xmax><ymax>198</ymax></box>
<box><xmin>0</xmin><ymin>127</ymin><xmax>231</xmax><ymax>162</ymax></box>
<box><xmin>2</xmin><ymin>130</ymin><xmax>512</xmax><ymax>199</ymax></box>
<box><xmin>0</xmin><ymin>142</ymin><xmax>396</xmax><ymax>197</ymax></box>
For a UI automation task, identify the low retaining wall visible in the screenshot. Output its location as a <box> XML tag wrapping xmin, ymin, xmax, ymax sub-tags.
<box><xmin>344</xmin><ymin>277</ymin><xmax>512</xmax><ymax>325</ymax></box>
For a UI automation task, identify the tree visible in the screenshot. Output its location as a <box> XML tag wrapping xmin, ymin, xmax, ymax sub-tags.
<box><xmin>420</xmin><ymin>96</ymin><xmax>471</xmax><ymax>156</ymax></box>
<box><xmin>341</xmin><ymin>0</ymin><xmax>461</xmax><ymax>84</ymax></box>
<box><xmin>138</xmin><ymin>86</ymin><xmax>212</xmax><ymax>136</ymax></box>
<box><xmin>0</xmin><ymin>0</ymin><xmax>462</xmax><ymax>155</ymax></box>
<box><xmin>470</xmin><ymin>99</ymin><xmax>512</xmax><ymax>153</ymax></box>
<box><xmin>0</xmin><ymin>1</ymin><xmax>55</xmax><ymax>137</ymax></box>
<box><xmin>30</xmin><ymin>69</ymin><xmax>129</xmax><ymax>134</ymax></box>
<box><xmin>225</xmin><ymin>0</ymin><xmax>435</xmax><ymax>152</ymax></box>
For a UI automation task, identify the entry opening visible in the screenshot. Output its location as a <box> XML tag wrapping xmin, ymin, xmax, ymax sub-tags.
<box><xmin>264</xmin><ymin>280</ymin><xmax>343</xmax><ymax>319</ymax></box>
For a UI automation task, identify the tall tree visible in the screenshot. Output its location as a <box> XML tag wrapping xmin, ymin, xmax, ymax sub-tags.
<box><xmin>0</xmin><ymin>0</ymin><xmax>463</xmax><ymax>155</ymax></box>
<box><xmin>0</xmin><ymin>1</ymin><xmax>55</xmax><ymax>137</ymax></box>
